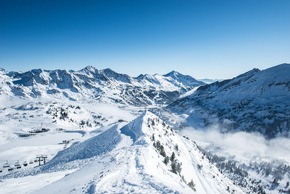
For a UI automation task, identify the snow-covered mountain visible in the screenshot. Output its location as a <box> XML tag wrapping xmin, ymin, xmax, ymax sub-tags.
<box><xmin>164</xmin><ymin>70</ymin><xmax>204</xmax><ymax>90</ymax></box>
<box><xmin>1</xmin><ymin>64</ymin><xmax>290</xmax><ymax>193</ymax></box>
<box><xmin>1</xmin><ymin>66</ymin><xmax>204</xmax><ymax>107</ymax></box>
<box><xmin>169</xmin><ymin>63</ymin><xmax>290</xmax><ymax>138</ymax></box>
<box><xmin>0</xmin><ymin>111</ymin><xmax>242</xmax><ymax>193</ymax></box>
<box><xmin>0</xmin><ymin>66</ymin><xmax>205</xmax><ymax>152</ymax></box>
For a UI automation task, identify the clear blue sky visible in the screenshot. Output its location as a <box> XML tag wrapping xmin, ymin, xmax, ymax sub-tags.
<box><xmin>0</xmin><ymin>0</ymin><xmax>290</xmax><ymax>79</ymax></box>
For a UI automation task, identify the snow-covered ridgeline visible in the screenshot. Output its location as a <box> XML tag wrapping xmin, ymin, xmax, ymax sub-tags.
<box><xmin>0</xmin><ymin>67</ymin><xmax>204</xmax><ymax>107</ymax></box>
<box><xmin>169</xmin><ymin>63</ymin><xmax>290</xmax><ymax>138</ymax></box>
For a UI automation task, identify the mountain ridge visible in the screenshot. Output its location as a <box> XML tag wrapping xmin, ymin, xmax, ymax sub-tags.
<box><xmin>168</xmin><ymin>63</ymin><xmax>290</xmax><ymax>138</ymax></box>
<box><xmin>20</xmin><ymin>111</ymin><xmax>242</xmax><ymax>194</ymax></box>
<box><xmin>0</xmin><ymin>66</ymin><xmax>204</xmax><ymax>107</ymax></box>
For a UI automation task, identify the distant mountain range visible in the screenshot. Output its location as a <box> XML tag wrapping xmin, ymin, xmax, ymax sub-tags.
<box><xmin>0</xmin><ymin>66</ymin><xmax>204</xmax><ymax>106</ymax></box>
<box><xmin>1</xmin><ymin>64</ymin><xmax>290</xmax><ymax>138</ymax></box>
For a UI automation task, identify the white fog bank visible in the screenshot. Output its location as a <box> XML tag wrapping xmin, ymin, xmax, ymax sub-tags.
<box><xmin>180</xmin><ymin>126</ymin><xmax>290</xmax><ymax>164</ymax></box>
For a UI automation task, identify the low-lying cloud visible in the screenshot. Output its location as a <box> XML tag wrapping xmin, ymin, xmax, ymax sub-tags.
<box><xmin>180</xmin><ymin>126</ymin><xmax>290</xmax><ymax>163</ymax></box>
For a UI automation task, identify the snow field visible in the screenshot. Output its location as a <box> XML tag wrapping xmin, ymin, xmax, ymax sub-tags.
<box><xmin>1</xmin><ymin>111</ymin><xmax>243</xmax><ymax>193</ymax></box>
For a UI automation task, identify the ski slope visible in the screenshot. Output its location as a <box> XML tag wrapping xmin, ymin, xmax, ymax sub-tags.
<box><xmin>0</xmin><ymin>112</ymin><xmax>242</xmax><ymax>193</ymax></box>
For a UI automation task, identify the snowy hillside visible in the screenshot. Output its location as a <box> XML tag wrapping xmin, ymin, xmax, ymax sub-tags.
<box><xmin>169</xmin><ymin>63</ymin><xmax>290</xmax><ymax>138</ymax></box>
<box><xmin>0</xmin><ymin>112</ymin><xmax>242</xmax><ymax>193</ymax></box>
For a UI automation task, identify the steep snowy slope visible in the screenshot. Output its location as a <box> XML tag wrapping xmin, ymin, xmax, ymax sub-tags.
<box><xmin>169</xmin><ymin>63</ymin><xmax>290</xmax><ymax>138</ymax></box>
<box><xmin>0</xmin><ymin>112</ymin><xmax>242</xmax><ymax>194</ymax></box>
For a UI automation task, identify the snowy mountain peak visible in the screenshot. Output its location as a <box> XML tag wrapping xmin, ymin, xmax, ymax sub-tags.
<box><xmin>99</xmin><ymin>67</ymin><xmax>115</xmax><ymax>74</ymax></box>
<box><xmin>164</xmin><ymin>70</ymin><xmax>192</xmax><ymax>81</ymax></box>
<box><xmin>234</xmin><ymin>67</ymin><xmax>260</xmax><ymax>80</ymax></box>
<box><xmin>31</xmin><ymin>68</ymin><xmax>45</xmax><ymax>74</ymax></box>
<box><xmin>164</xmin><ymin>70</ymin><xmax>183</xmax><ymax>78</ymax></box>
<box><xmin>164</xmin><ymin>70</ymin><xmax>205</xmax><ymax>87</ymax></box>
<box><xmin>79</xmin><ymin>65</ymin><xmax>98</xmax><ymax>74</ymax></box>
<box><xmin>100</xmin><ymin>68</ymin><xmax>133</xmax><ymax>83</ymax></box>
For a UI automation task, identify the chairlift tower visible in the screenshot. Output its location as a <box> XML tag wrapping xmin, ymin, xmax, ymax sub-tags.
<box><xmin>36</xmin><ymin>155</ymin><xmax>42</xmax><ymax>166</ymax></box>
<box><xmin>42</xmin><ymin>155</ymin><xmax>48</xmax><ymax>164</ymax></box>
<box><xmin>36</xmin><ymin>155</ymin><xmax>48</xmax><ymax>166</ymax></box>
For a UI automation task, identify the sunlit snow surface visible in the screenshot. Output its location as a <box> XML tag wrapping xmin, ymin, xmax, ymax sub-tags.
<box><xmin>0</xmin><ymin>109</ymin><xmax>242</xmax><ymax>194</ymax></box>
